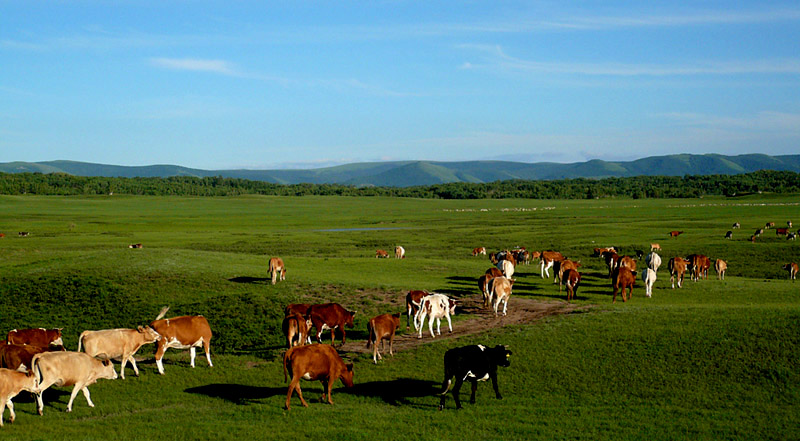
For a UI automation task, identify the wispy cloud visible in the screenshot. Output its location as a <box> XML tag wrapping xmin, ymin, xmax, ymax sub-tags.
<box><xmin>150</xmin><ymin>57</ymin><xmax>241</xmax><ymax>76</ymax></box>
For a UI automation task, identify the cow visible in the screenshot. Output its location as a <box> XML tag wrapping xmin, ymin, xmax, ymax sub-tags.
<box><xmin>642</xmin><ymin>268</ymin><xmax>656</xmax><ymax>298</ymax></box>
<box><xmin>564</xmin><ymin>269</ymin><xmax>581</xmax><ymax>302</ymax></box>
<box><xmin>497</xmin><ymin>259</ymin><xmax>514</xmax><ymax>279</ymax></box>
<box><xmin>375</xmin><ymin>249</ymin><xmax>389</xmax><ymax>258</ymax></box>
<box><xmin>17</xmin><ymin>232</ymin><xmax>28</xmax><ymax>237</ymax></box>
<box><xmin>77</xmin><ymin>326</ymin><xmax>161</xmax><ymax>379</ymax></box>
<box><xmin>437</xmin><ymin>344</ymin><xmax>512</xmax><ymax>410</ymax></box>
<box><xmin>0</xmin><ymin>233</ymin><xmax>5</xmax><ymax>239</ymax></box>
<box><xmin>490</xmin><ymin>277</ymin><xmax>514</xmax><ymax>317</ymax></box>
<box><xmin>485</xmin><ymin>267</ymin><xmax>503</xmax><ymax>279</ymax></box>
<box><xmin>732</xmin><ymin>222</ymin><xmax>740</xmax><ymax>229</ymax></box>
<box><xmin>395</xmin><ymin>246</ymin><xmax>405</xmax><ymax>259</ymax></box>
<box><xmin>149</xmin><ymin>307</ymin><xmax>213</xmax><ymax>375</ymax></box>
<box><xmin>128</xmin><ymin>243</ymin><xmax>143</xmax><ymax>249</ymax></box>
<box><xmin>645</xmin><ymin>252</ymin><xmax>662</xmax><ymax>273</ymax></box>
<box><xmin>282</xmin><ymin>313</ymin><xmax>312</xmax><ymax>349</ymax></box>
<box><xmin>268</xmin><ymin>257</ymin><xmax>286</xmax><ymax>285</ymax></box>
<box><xmin>669</xmin><ymin>230</ymin><xmax>683</xmax><ymax>238</ymax></box>
<box><xmin>789</xmin><ymin>221</ymin><xmax>794</xmax><ymax>228</ymax></box>
<box><xmin>687</xmin><ymin>254</ymin><xmax>711</xmax><ymax>282</ymax></box>
<box><xmin>754</xmin><ymin>228</ymin><xmax>764</xmax><ymax>237</ymax></box>
<box><xmin>32</xmin><ymin>351</ymin><xmax>118</xmax><ymax>414</ymax></box>
<box><xmin>415</xmin><ymin>294</ymin><xmax>456</xmax><ymax>339</ymax></box>
<box><xmin>766</xmin><ymin>222</ymin><xmax>775</xmax><ymax>229</ymax></box>
<box><xmin>776</xmin><ymin>228</ymin><xmax>789</xmax><ymax>236</ymax></box>
<box><xmin>593</xmin><ymin>247</ymin><xmax>616</xmax><ymax>257</ymax></box>
<box><xmin>750</xmin><ymin>235</ymin><xmax>757</xmax><ymax>243</ymax></box>
<box><xmin>514</xmin><ymin>249</ymin><xmax>530</xmax><ymax>265</ymax></box>
<box><xmin>6</xmin><ymin>329</ymin><xmax>63</xmax><ymax>349</ymax></box>
<box><xmin>556</xmin><ymin>260</ymin><xmax>581</xmax><ymax>291</ymax></box>
<box><xmin>618</xmin><ymin>255</ymin><xmax>637</xmax><ymax>272</ymax></box>
<box><xmin>784</xmin><ymin>262</ymin><xmax>798</xmax><ymax>281</ymax></box>
<box><xmin>283</xmin><ymin>344</ymin><xmax>353</xmax><ymax>409</ymax></box>
<box><xmin>308</xmin><ymin>303</ymin><xmax>356</xmax><ymax>346</ymax></box>
<box><xmin>611</xmin><ymin>267</ymin><xmax>636</xmax><ymax>303</ymax></box>
<box><xmin>0</xmin><ymin>368</ymin><xmax>37</xmax><ymax>426</ymax></box>
<box><xmin>284</xmin><ymin>303</ymin><xmax>312</xmax><ymax>317</ymax></box>
<box><xmin>405</xmin><ymin>290</ymin><xmax>429</xmax><ymax>330</ymax></box>
<box><xmin>472</xmin><ymin>247</ymin><xmax>486</xmax><ymax>256</ymax></box>
<box><xmin>365</xmin><ymin>313</ymin><xmax>401</xmax><ymax>364</ymax></box>
<box><xmin>668</xmin><ymin>257</ymin><xmax>689</xmax><ymax>289</ymax></box>
<box><xmin>715</xmin><ymin>259</ymin><xmax>728</xmax><ymax>280</ymax></box>
<box><xmin>650</xmin><ymin>243</ymin><xmax>661</xmax><ymax>252</ymax></box>
<box><xmin>478</xmin><ymin>275</ymin><xmax>493</xmax><ymax>308</ymax></box>
<box><xmin>0</xmin><ymin>344</ymin><xmax>51</xmax><ymax>372</ymax></box>
<box><xmin>603</xmin><ymin>251</ymin><xmax>621</xmax><ymax>276</ymax></box>
<box><xmin>725</xmin><ymin>231</ymin><xmax>733</xmax><ymax>239</ymax></box>
<box><xmin>788</xmin><ymin>232</ymin><xmax>797</xmax><ymax>241</ymax></box>
<box><xmin>536</xmin><ymin>251</ymin><xmax>565</xmax><ymax>278</ymax></box>
<box><xmin>634</xmin><ymin>249</ymin><xmax>645</xmax><ymax>260</ymax></box>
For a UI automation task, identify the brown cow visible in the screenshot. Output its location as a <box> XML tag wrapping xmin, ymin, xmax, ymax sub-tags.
<box><xmin>32</xmin><ymin>351</ymin><xmax>117</xmax><ymax>414</ymax></box>
<box><xmin>687</xmin><ymin>254</ymin><xmax>711</xmax><ymax>282</ymax></box>
<box><xmin>308</xmin><ymin>303</ymin><xmax>356</xmax><ymax>345</ymax></box>
<box><xmin>478</xmin><ymin>275</ymin><xmax>493</xmax><ymax>308</ymax></box>
<box><xmin>669</xmin><ymin>257</ymin><xmax>689</xmax><ymax>289</ymax></box>
<box><xmin>150</xmin><ymin>307</ymin><xmax>213</xmax><ymax>375</ymax></box>
<box><xmin>766</xmin><ymin>222</ymin><xmax>775</xmax><ymax>229</ymax></box>
<box><xmin>472</xmin><ymin>247</ymin><xmax>487</xmax><ymax>256</ymax></box>
<box><xmin>285</xmin><ymin>303</ymin><xmax>312</xmax><ymax>317</ymax></box>
<box><xmin>485</xmin><ymin>267</ymin><xmax>503</xmax><ymax>278</ymax></box>
<box><xmin>669</xmin><ymin>231</ymin><xmax>683</xmax><ymax>238</ymax></box>
<box><xmin>283</xmin><ymin>344</ymin><xmax>354</xmax><ymax>409</ymax></box>
<box><xmin>776</xmin><ymin>228</ymin><xmax>789</xmax><ymax>236</ymax></box>
<box><xmin>0</xmin><ymin>344</ymin><xmax>51</xmax><ymax>372</ymax></box>
<box><xmin>618</xmin><ymin>255</ymin><xmax>637</xmax><ymax>272</ymax></box>
<box><xmin>0</xmin><ymin>368</ymin><xmax>37</xmax><ymax>426</ymax></box>
<box><xmin>536</xmin><ymin>251</ymin><xmax>565</xmax><ymax>278</ymax></box>
<box><xmin>282</xmin><ymin>313</ymin><xmax>311</xmax><ymax>349</ymax></box>
<box><xmin>612</xmin><ymin>267</ymin><xmax>635</xmax><ymax>303</ymax></box>
<box><xmin>564</xmin><ymin>269</ymin><xmax>581</xmax><ymax>302</ymax></box>
<box><xmin>556</xmin><ymin>260</ymin><xmax>581</xmax><ymax>291</ymax></box>
<box><xmin>784</xmin><ymin>262</ymin><xmax>798</xmax><ymax>280</ymax></box>
<box><xmin>78</xmin><ymin>327</ymin><xmax>161</xmax><ymax>379</ymax></box>
<box><xmin>7</xmin><ymin>329</ymin><xmax>63</xmax><ymax>348</ymax></box>
<box><xmin>602</xmin><ymin>251</ymin><xmax>621</xmax><ymax>276</ymax></box>
<box><xmin>268</xmin><ymin>257</ymin><xmax>286</xmax><ymax>285</ymax></box>
<box><xmin>593</xmin><ymin>247</ymin><xmax>616</xmax><ymax>257</ymax></box>
<box><xmin>714</xmin><ymin>259</ymin><xmax>727</xmax><ymax>280</ymax></box>
<box><xmin>405</xmin><ymin>291</ymin><xmax>429</xmax><ymax>330</ymax></box>
<box><xmin>366</xmin><ymin>313</ymin><xmax>401</xmax><ymax>364</ymax></box>
<box><xmin>375</xmin><ymin>249</ymin><xmax>389</xmax><ymax>258</ymax></box>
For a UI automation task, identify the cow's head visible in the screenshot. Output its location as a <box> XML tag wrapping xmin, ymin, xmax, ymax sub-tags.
<box><xmin>345</xmin><ymin>310</ymin><xmax>356</xmax><ymax>328</ymax></box>
<box><xmin>448</xmin><ymin>299</ymin><xmax>457</xmax><ymax>315</ymax></box>
<box><xmin>390</xmin><ymin>313</ymin><xmax>401</xmax><ymax>328</ymax></box>
<box><xmin>100</xmin><ymin>359</ymin><xmax>119</xmax><ymax>380</ymax></box>
<box><xmin>340</xmin><ymin>363</ymin><xmax>354</xmax><ymax>387</ymax></box>
<box><xmin>137</xmin><ymin>325</ymin><xmax>161</xmax><ymax>343</ymax></box>
<box><xmin>491</xmin><ymin>345</ymin><xmax>512</xmax><ymax>368</ymax></box>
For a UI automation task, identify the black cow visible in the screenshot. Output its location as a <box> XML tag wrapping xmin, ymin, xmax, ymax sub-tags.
<box><xmin>438</xmin><ymin>344</ymin><xmax>512</xmax><ymax>410</ymax></box>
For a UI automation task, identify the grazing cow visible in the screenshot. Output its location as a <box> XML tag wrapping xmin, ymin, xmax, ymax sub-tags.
<box><xmin>754</xmin><ymin>228</ymin><xmax>764</xmax><ymax>237</ymax></box>
<box><xmin>395</xmin><ymin>246</ymin><xmax>405</xmax><ymax>259</ymax></box>
<box><xmin>645</xmin><ymin>252</ymin><xmax>662</xmax><ymax>273</ymax></box>
<box><xmin>478</xmin><ymin>275</ymin><xmax>493</xmax><ymax>308</ymax></box>
<box><xmin>556</xmin><ymin>260</ymin><xmax>581</xmax><ymax>291</ymax></box>
<box><xmin>77</xmin><ymin>326</ymin><xmax>161</xmax><ymax>379</ymax></box>
<box><xmin>611</xmin><ymin>267</ymin><xmax>636</xmax><ymax>303</ymax></box>
<box><xmin>750</xmin><ymin>235</ymin><xmax>757</xmax><ymax>243</ymax></box>
<box><xmin>715</xmin><ymin>259</ymin><xmax>727</xmax><ymax>280</ymax></box>
<box><xmin>642</xmin><ymin>268</ymin><xmax>656</xmax><ymax>298</ymax></box>
<box><xmin>490</xmin><ymin>277</ymin><xmax>514</xmax><ymax>317</ymax></box>
<box><xmin>618</xmin><ymin>255</ymin><xmax>637</xmax><ymax>272</ymax></box>
<box><xmin>669</xmin><ymin>231</ymin><xmax>683</xmax><ymax>238</ymax></box>
<box><xmin>437</xmin><ymin>344</ymin><xmax>512</xmax><ymax>410</ymax></box>
<box><xmin>766</xmin><ymin>222</ymin><xmax>775</xmax><ymax>229</ymax></box>
<box><xmin>375</xmin><ymin>249</ymin><xmax>389</xmax><ymax>258</ymax></box>
<box><xmin>497</xmin><ymin>259</ymin><xmax>514</xmax><ymax>279</ymax></box>
<box><xmin>128</xmin><ymin>243</ymin><xmax>143</xmax><ymax>249</ymax></box>
<box><xmin>268</xmin><ymin>257</ymin><xmax>286</xmax><ymax>285</ymax></box>
<box><xmin>776</xmin><ymin>228</ymin><xmax>789</xmax><ymax>236</ymax></box>
<box><xmin>284</xmin><ymin>303</ymin><xmax>312</xmax><ymax>317</ymax></box>
<box><xmin>7</xmin><ymin>329</ymin><xmax>63</xmax><ymax>348</ymax></box>
<box><xmin>725</xmin><ymin>231</ymin><xmax>733</xmax><ymax>239</ymax></box>
<box><xmin>650</xmin><ymin>243</ymin><xmax>661</xmax><ymax>252</ymax></box>
<box><xmin>0</xmin><ymin>344</ymin><xmax>53</xmax><ymax>372</ymax></box>
<box><xmin>282</xmin><ymin>313</ymin><xmax>311</xmax><ymax>349</ymax></box>
<box><xmin>687</xmin><ymin>254</ymin><xmax>711</xmax><ymax>282</ymax></box>
<box><xmin>17</xmin><ymin>232</ymin><xmax>28</xmax><ymax>237</ymax></box>
<box><xmin>564</xmin><ymin>269</ymin><xmax>581</xmax><ymax>302</ymax></box>
<box><xmin>32</xmin><ymin>351</ymin><xmax>117</xmax><ymax>414</ymax></box>
<box><xmin>416</xmin><ymin>294</ymin><xmax>456</xmax><ymax>339</ymax></box>
<box><xmin>472</xmin><ymin>247</ymin><xmax>486</xmax><ymax>256</ymax></box>
<box><xmin>788</xmin><ymin>232</ymin><xmax>797</xmax><ymax>241</ymax></box>
<box><xmin>537</xmin><ymin>251</ymin><xmax>565</xmax><ymax>278</ymax></box>
<box><xmin>283</xmin><ymin>344</ymin><xmax>354</xmax><ymax>409</ymax></box>
<box><xmin>365</xmin><ymin>313</ymin><xmax>401</xmax><ymax>364</ymax></box>
<box><xmin>0</xmin><ymin>369</ymin><xmax>37</xmax><ymax>426</ymax></box>
<box><xmin>593</xmin><ymin>247</ymin><xmax>616</xmax><ymax>257</ymax></box>
<box><xmin>405</xmin><ymin>290</ymin><xmax>429</xmax><ymax>330</ymax></box>
<box><xmin>150</xmin><ymin>307</ymin><xmax>213</xmax><ymax>375</ymax></box>
<box><xmin>784</xmin><ymin>262</ymin><xmax>798</xmax><ymax>280</ymax></box>
<box><xmin>308</xmin><ymin>303</ymin><xmax>356</xmax><ymax>346</ymax></box>
<box><xmin>732</xmin><ymin>222</ymin><xmax>740</xmax><ymax>229</ymax></box>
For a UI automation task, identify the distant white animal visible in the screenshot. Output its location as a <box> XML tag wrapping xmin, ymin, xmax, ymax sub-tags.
<box><xmin>642</xmin><ymin>268</ymin><xmax>657</xmax><ymax>298</ymax></box>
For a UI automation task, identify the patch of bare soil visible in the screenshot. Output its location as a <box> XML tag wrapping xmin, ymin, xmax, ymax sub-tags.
<box><xmin>339</xmin><ymin>296</ymin><xmax>593</xmax><ymax>356</ymax></box>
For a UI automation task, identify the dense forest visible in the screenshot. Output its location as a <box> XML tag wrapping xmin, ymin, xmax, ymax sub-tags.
<box><xmin>1</xmin><ymin>170</ymin><xmax>799</xmax><ymax>199</ymax></box>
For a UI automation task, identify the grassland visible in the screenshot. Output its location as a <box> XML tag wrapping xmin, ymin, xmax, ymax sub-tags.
<box><xmin>0</xmin><ymin>194</ymin><xmax>798</xmax><ymax>440</ymax></box>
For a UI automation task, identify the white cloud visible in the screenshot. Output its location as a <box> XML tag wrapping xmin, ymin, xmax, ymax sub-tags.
<box><xmin>149</xmin><ymin>57</ymin><xmax>240</xmax><ymax>76</ymax></box>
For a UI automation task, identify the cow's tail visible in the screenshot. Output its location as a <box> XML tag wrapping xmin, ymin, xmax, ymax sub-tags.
<box><xmin>31</xmin><ymin>353</ymin><xmax>44</xmax><ymax>392</ymax></box>
<box><xmin>77</xmin><ymin>330</ymin><xmax>89</xmax><ymax>352</ymax></box>
<box><xmin>283</xmin><ymin>348</ymin><xmax>292</xmax><ymax>383</ymax></box>
<box><xmin>155</xmin><ymin>306</ymin><xmax>170</xmax><ymax>321</ymax></box>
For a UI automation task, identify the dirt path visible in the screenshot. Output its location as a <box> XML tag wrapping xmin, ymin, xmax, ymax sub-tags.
<box><xmin>339</xmin><ymin>296</ymin><xmax>593</xmax><ymax>356</ymax></box>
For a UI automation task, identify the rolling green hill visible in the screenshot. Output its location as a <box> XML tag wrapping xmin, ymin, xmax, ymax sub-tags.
<box><xmin>2</xmin><ymin>154</ymin><xmax>799</xmax><ymax>187</ymax></box>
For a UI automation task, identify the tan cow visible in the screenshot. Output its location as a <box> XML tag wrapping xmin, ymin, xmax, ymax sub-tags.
<box><xmin>77</xmin><ymin>326</ymin><xmax>161</xmax><ymax>379</ymax></box>
<box><xmin>715</xmin><ymin>259</ymin><xmax>728</xmax><ymax>280</ymax></box>
<box><xmin>365</xmin><ymin>313</ymin><xmax>401</xmax><ymax>364</ymax></box>
<box><xmin>150</xmin><ymin>307</ymin><xmax>213</xmax><ymax>375</ymax></box>
<box><xmin>32</xmin><ymin>351</ymin><xmax>118</xmax><ymax>414</ymax></box>
<box><xmin>395</xmin><ymin>246</ymin><xmax>405</xmax><ymax>259</ymax></box>
<box><xmin>618</xmin><ymin>255</ymin><xmax>637</xmax><ymax>272</ymax></box>
<box><xmin>282</xmin><ymin>313</ymin><xmax>311</xmax><ymax>349</ymax></box>
<box><xmin>268</xmin><ymin>257</ymin><xmax>286</xmax><ymax>285</ymax></box>
<box><xmin>498</xmin><ymin>259</ymin><xmax>514</xmax><ymax>279</ymax></box>
<box><xmin>375</xmin><ymin>249</ymin><xmax>389</xmax><ymax>258</ymax></box>
<box><xmin>0</xmin><ymin>368</ymin><xmax>37</xmax><ymax>426</ymax></box>
<box><xmin>283</xmin><ymin>344</ymin><xmax>354</xmax><ymax>409</ymax></box>
<box><xmin>472</xmin><ymin>247</ymin><xmax>487</xmax><ymax>256</ymax></box>
<box><xmin>784</xmin><ymin>262</ymin><xmax>799</xmax><ymax>280</ymax></box>
<box><xmin>612</xmin><ymin>267</ymin><xmax>635</xmax><ymax>303</ymax></box>
<box><xmin>491</xmin><ymin>277</ymin><xmax>514</xmax><ymax>316</ymax></box>
<box><xmin>556</xmin><ymin>260</ymin><xmax>581</xmax><ymax>291</ymax></box>
<box><xmin>650</xmin><ymin>243</ymin><xmax>661</xmax><ymax>252</ymax></box>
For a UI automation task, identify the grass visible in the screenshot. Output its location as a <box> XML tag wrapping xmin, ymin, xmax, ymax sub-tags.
<box><xmin>0</xmin><ymin>194</ymin><xmax>798</xmax><ymax>440</ymax></box>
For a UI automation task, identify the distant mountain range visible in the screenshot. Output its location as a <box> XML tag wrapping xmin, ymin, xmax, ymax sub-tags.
<box><xmin>2</xmin><ymin>154</ymin><xmax>799</xmax><ymax>187</ymax></box>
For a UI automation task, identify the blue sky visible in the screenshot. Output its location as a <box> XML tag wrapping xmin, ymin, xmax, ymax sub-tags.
<box><xmin>2</xmin><ymin>1</ymin><xmax>799</xmax><ymax>170</ymax></box>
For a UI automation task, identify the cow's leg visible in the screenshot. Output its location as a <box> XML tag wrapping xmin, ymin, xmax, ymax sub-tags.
<box><xmin>372</xmin><ymin>339</ymin><xmax>379</xmax><ymax>364</ymax></box>
<box><xmin>407</xmin><ymin>306</ymin><xmax>412</xmax><ymax>330</ymax></box>
<box><xmin>321</xmin><ymin>379</ymin><xmax>330</xmax><ymax>403</ymax></box>
<box><xmin>66</xmin><ymin>385</ymin><xmax>82</xmax><ymax>412</ymax></box>
<box><xmin>190</xmin><ymin>347</ymin><xmax>197</xmax><ymax>368</ymax></box>
<box><xmin>469</xmin><ymin>380</ymin><xmax>478</xmax><ymax>404</ymax></box>
<box><xmin>1</xmin><ymin>398</ymin><xmax>7</xmax><ymax>426</ymax></box>
<box><xmin>612</xmin><ymin>287</ymin><xmax>618</xmax><ymax>303</ymax></box>
<box><xmin>490</xmin><ymin>373</ymin><xmax>502</xmax><ymax>399</ymax></box>
<box><xmin>417</xmin><ymin>311</ymin><xmax>427</xmax><ymax>339</ymax></box>
<box><xmin>452</xmin><ymin>378</ymin><xmax>464</xmax><ymax>409</ymax></box>
<box><xmin>271</xmin><ymin>271</ymin><xmax>277</xmax><ymax>285</ymax></box>
<box><xmin>155</xmin><ymin>342</ymin><xmax>167</xmax><ymax>375</ymax></box>
<box><xmin>502</xmin><ymin>298</ymin><xmax>508</xmax><ymax>316</ymax></box>
<box><xmin>128</xmin><ymin>355</ymin><xmax>140</xmax><ymax>377</ymax></box>
<box><xmin>340</xmin><ymin>327</ymin><xmax>346</xmax><ymax>345</ymax></box>
<box><xmin>119</xmin><ymin>355</ymin><xmax>128</xmax><ymax>379</ymax></box>
<box><xmin>204</xmin><ymin>341</ymin><xmax>213</xmax><ymax>367</ymax></box>
<box><xmin>435</xmin><ymin>317</ymin><xmax>442</xmax><ymax>335</ymax></box>
<box><xmin>428</xmin><ymin>316</ymin><xmax>436</xmax><ymax>338</ymax></box>
<box><xmin>389</xmin><ymin>334</ymin><xmax>394</xmax><ymax>356</ymax></box>
<box><xmin>445</xmin><ymin>314</ymin><xmax>453</xmax><ymax>333</ymax></box>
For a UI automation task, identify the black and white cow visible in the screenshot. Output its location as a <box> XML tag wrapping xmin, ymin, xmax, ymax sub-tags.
<box><xmin>438</xmin><ymin>344</ymin><xmax>512</xmax><ymax>410</ymax></box>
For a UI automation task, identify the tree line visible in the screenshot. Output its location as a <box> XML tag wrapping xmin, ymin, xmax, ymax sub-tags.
<box><xmin>0</xmin><ymin>170</ymin><xmax>798</xmax><ymax>199</ymax></box>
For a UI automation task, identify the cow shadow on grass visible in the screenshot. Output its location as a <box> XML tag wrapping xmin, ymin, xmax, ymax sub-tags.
<box><xmin>338</xmin><ymin>378</ymin><xmax>440</xmax><ymax>407</ymax></box>
<box><xmin>228</xmin><ymin>276</ymin><xmax>271</xmax><ymax>284</ymax></box>
<box><xmin>185</xmin><ymin>383</ymin><xmax>285</xmax><ymax>404</ymax></box>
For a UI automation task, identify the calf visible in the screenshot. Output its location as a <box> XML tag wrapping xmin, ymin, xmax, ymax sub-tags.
<box><xmin>485</xmin><ymin>267</ymin><xmax>503</xmax><ymax>278</ymax></box>
<box><xmin>0</xmin><ymin>369</ymin><xmax>37</xmax><ymax>426</ymax></box>
<box><xmin>283</xmin><ymin>344</ymin><xmax>353</xmax><ymax>409</ymax></box>
<box><xmin>375</xmin><ymin>249</ymin><xmax>389</xmax><ymax>258</ymax></box>
<box><xmin>282</xmin><ymin>313</ymin><xmax>312</xmax><ymax>349</ymax></box>
<box><xmin>7</xmin><ymin>328</ymin><xmax>63</xmax><ymax>348</ymax></box>
<box><xmin>472</xmin><ymin>247</ymin><xmax>486</xmax><ymax>256</ymax></box>
<box><xmin>669</xmin><ymin>230</ymin><xmax>683</xmax><ymax>238</ymax></box>
<box><xmin>724</xmin><ymin>231</ymin><xmax>733</xmax><ymax>239</ymax></box>
<box><xmin>268</xmin><ymin>257</ymin><xmax>286</xmax><ymax>285</ymax></box>
<box><xmin>32</xmin><ymin>351</ymin><xmax>118</xmax><ymax>414</ymax></box>
<box><xmin>405</xmin><ymin>290</ymin><xmax>429</xmax><ymax>330</ymax></box>
<box><xmin>564</xmin><ymin>269</ymin><xmax>581</xmax><ymax>302</ymax></box>
<box><xmin>150</xmin><ymin>307</ymin><xmax>213</xmax><ymax>375</ymax></box>
<box><xmin>308</xmin><ymin>303</ymin><xmax>356</xmax><ymax>346</ymax></box>
<box><xmin>668</xmin><ymin>257</ymin><xmax>689</xmax><ymax>289</ymax></box>
<box><xmin>365</xmin><ymin>313</ymin><xmax>401</xmax><ymax>364</ymax></box>
<box><xmin>715</xmin><ymin>259</ymin><xmax>727</xmax><ymax>280</ymax></box>
<box><xmin>612</xmin><ymin>267</ymin><xmax>636</xmax><ymax>303</ymax></box>
<box><xmin>645</xmin><ymin>252</ymin><xmax>662</xmax><ymax>273</ymax></box>
<box><xmin>490</xmin><ymin>277</ymin><xmax>514</xmax><ymax>316</ymax></box>
<box><xmin>395</xmin><ymin>246</ymin><xmax>405</xmax><ymax>259</ymax></box>
<box><xmin>641</xmin><ymin>268</ymin><xmax>656</xmax><ymax>298</ymax></box>
<box><xmin>784</xmin><ymin>262</ymin><xmax>798</xmax><ymax>281</ymax></box>
<box><xmin>416</xmin><ymin>294</ymin><xmax>456</xmax><ymax>339</ymax></box>
<box><xmin>77</xmin><ymin>326</ymin><xmax>161</xmax><ymax>379</ymax></box>
<box><xmin>438</xmin><ymin>344</ymin><xmax>512</xmax><ymax>410</ymax></box>
<box><xmin>593</xmin><ymin>247</ymin><xmax>616</xmax><ymax>257</ymax></box>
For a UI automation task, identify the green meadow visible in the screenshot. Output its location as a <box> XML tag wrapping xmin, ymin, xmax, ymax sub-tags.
<box><xmin>0</xmin><ymin>194</ymin><xmax>798</xmax><ymax>440</ymax></box>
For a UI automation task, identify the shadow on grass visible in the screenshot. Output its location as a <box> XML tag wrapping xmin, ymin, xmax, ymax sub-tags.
<box><xmin>228</xmin><ymin>276</ymin><xmax>271</xmax><ymax>284</ymax></box>
<box><xmin>185</xmin><ymin>383</ymin><xmax>285</xmax><ymax>404</ymax></box>
<box><xmin>338</xmin><ymin>378</ymin><xmax>440</xmax><ymax>406</ymax></box>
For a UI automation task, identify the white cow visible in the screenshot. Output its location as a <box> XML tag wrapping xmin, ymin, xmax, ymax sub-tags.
<box><xmin>645</xmin><ymin>252</ymin><xmax>662</xmax><ymax>272</ymax></box>
<box><xmin>78</xmin><ymin>326</ymin><xmax>161</xmax><ymax>379</ymax></box>
<box><xmin>497</xmin><ymin>259</ymin><xmax>514</xmax><ymax>279</ymax></box>
<box><xmin>415</xmin><ymin>294</ymin><xmax>456</xmax><ymax>339</ymax></box>
<box><xmin>642</xmin><ymin>268</ymin><xmax>657</xmax><ymax>297</ymax></box>
<box><xmin>395</xmin><ymin>246</ymin><xmax>405</xmax><ymax>259</ymax></box>
<box><xmin>32</xmin><ymin>351</ymin><xmax>118</xmax><ymax>414</ymax></box>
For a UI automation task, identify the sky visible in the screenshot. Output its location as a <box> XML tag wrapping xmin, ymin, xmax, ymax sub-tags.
<box><xmin>2</xmin><ymin>1</ymin><xmax>799</xmax><ymax>170</ymax></box>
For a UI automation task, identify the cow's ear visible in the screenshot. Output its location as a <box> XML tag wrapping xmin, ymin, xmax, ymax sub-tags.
<box><xmin>137</xmin><ymin>326</ymin><xmax>144</xmax><ymax>333</ymax></box>
<box><xmin>102</xmin><ymin>359</ymin><xmax>112</xmax><ymax>366</ymax></box>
